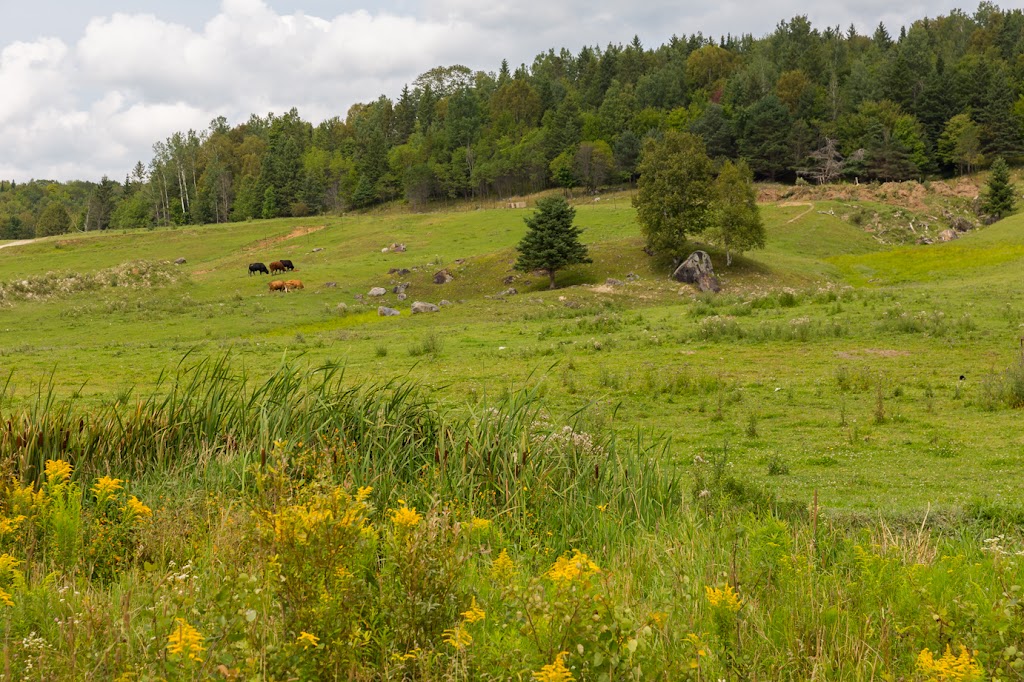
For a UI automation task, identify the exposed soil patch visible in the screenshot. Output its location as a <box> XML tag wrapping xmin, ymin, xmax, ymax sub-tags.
<box><xmin>246</xmin><ymin>225</ymin><xmax>326</xmax><ymax>252</ymax></box>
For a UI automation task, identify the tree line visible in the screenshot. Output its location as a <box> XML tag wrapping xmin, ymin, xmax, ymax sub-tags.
<box><xmin>4</xmin><ymin>3</ymin><xmax>1024</xmax><ymax>239</ymax></box>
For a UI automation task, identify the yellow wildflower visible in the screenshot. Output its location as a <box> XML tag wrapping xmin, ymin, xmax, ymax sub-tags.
<box><xmin>355</xmin><ymin>486</ymin><xmax>373</xmax><ymax>503</ymax></box>
<box><xmin>533</xmin><ymin>651</ymin><xmax>574</xmax><ymax>682</ymax></box>
<box><xmin>468</xmin><ymin>517</ymin><xmax>491</xmax><ymax>532</ymax></box>
<box><xmin>390</xmin><ymin>505</ymin><xmax>422</xmax><ymax>528</ymax></box>
<box><xmin>124</xmin><ymin>496</ymin><xmax>152</xmax><ymax>523</ymax></box>
<box><xmin>685</xmin><ymin>633</ymin><xmax>709</xmax><ymax>669</ymax></box>
<box><xmin>336</xmin><ymin>565</ymin><xmax>353</xmax><ymax>581</ymax></box>
<box><xmin>0</xmin><ymin>587</ymin><xmax>12</xmax><ymax>607</ymax></box>
<box><xmin>442</xmin><ymin>622</ymin><xmax>473</xmax><ymax>649</ymax></box>
<box><xmin>490</xmin><ymin>549</ymin><xmax>515</xmax><ymax>580</ymax></box>
<box><xmin>461</xmin><ymin>596</ymin><xmax>486</xmax><ymax>624</ymax></box>
<box><xmin>166</xmin><ymin>618</ymin><xmax>206</xmax><ymax>661</ymax></box>
<box><xmin>0</xmin><ymin>515</ymin><xmax>26</xmax><ymax>537</ymax></box>
<box><xmin>705</xmin><ymin>584</ymin><xmax>743</xmax><ymax>612</ymax></box>
<box><xmin>44</xmin><ymin>459</ymin><xmax>72</xmax><ymax>484</ymax></box>
<box><xmin>546</xmin><ymin>550</ymin><xmax>600</xmax><ymax>583</ymax></box>
<box><xmin>296</xmin><ymin>631</ymin><xmax>320</xmax><ymax>649</ymax></box>
<box><xmin>92</xmin><ymin>476</ymin><xmax>124</xmax><ymax>500</ymax></box>
<box><xmin>916</xmin><ymin>645</ymin><xmax>984</xmax><ymax>681</ymax></box>
<box><xmin>9</xmin><ymin>479</ymin><xmax>43</xmax><ymax>515</ymax></box>
<box><xmin>650</xmin><ymin>611</ymin><xmax>668</xmax><ymax>627</ymax></box>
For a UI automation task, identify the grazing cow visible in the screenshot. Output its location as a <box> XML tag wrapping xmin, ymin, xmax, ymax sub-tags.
<box><xmin>284</xmin><ymin>279</ymin><xmax>304</xmax><ymax>290</ymax></box>
<box><xmin>280</xmin><ymin>259</ymin><xmax>295</xmax><ymax>271</ymax></box>
<box><xmin>249</xmin><ymin>262</ymin><xmax>269</xmax><ymax>276</ymax></box>
<box><xmin>268</xmin><ymin>280</ymin><xmax>287</xmax><ymax>292</ymax></box>
<box><xmin>269</xmin><ymin>260</ymin><xmax>286</xmax><ymax>274</ymax></box>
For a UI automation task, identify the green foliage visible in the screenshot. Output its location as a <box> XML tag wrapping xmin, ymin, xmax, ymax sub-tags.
<box><xmin>514</xmin><ymin>196</ymin><xmax>592</xmax><ymax>288</ymax></box>
<box><xmin>983</xmin><ymin>156</ymin><xmax>1015</xmax><ymax>219</ymax></box>
<box><xmin>709</xmin><ymin>159</ymin><xmax>765</xmax><ymax>265</ymax></box>
<box><xmin>35</xmin><ymin>203</ymin><xmax>72</xmax><ymax>237</ymax></box>
<box><xmin>633</xmin><ymin>131</ymin><xmax>714</xmax><ymax>259</ymax></box>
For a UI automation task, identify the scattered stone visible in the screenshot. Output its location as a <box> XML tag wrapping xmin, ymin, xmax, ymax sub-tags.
<box><xmin>393</xmin><ymin>282</ymin><xmax>410</xmax><ymax>294</ymax></box>
<box><xmin>354</xmin><ymin>293</ymin><xmax>364</xmax><ymax>301</ymax></box>
<box><xmin>605</xmin><ymin>278</ymin><xmax>624</xmax><ymax>287</ymax></box>
<box><xmin>455</xmin><ymin>258</ymin><xmax>466</xmax><ymax>264</ymax></box>
<box><xmin>312</xmin><ymin>247</ymin><xmax>325</xmax><ymax>253</ymax></box>
<box><xmin>626</xmin><ymin>272</ymin><xmax>640</xmax><ymax>282</ymax></box>
<box><xmin>368</xmin><ymin>287</ymin><xmax>387</xmax><ymax>297</ymax></box>
<box><xmin>439</xmin><ymin>299</ymin><xmax>453</xmax><ymax>307</ymax></box>
<box><xmin>173</xmin><ymin>257</ymin><xmax>186</xmax><ymax>265</ymax></box>
<box><xmin>563</xmin><ymin>300</ymin><xmax>581</xmax><ymax>309</ymax></box>
<box><xmin>381</xmin><ymin>247</ymin><xmax>389</xmax><ymax>253</ymax></box>
<box><xmin>433</xmin><ymin>269</ymin><xmax>453</xmax><ymax>284</ymax></box>
<box><xmin>671</xmin><ymin>250</ymin><xmax>721</xmax><ymax>293</ymax></box>
<box><xmin>322</xmin><ymin>281</ymin><xmax>337</xmax><ymax>288</ymax></box>
<box><xmin>397</xmin><ymin>293</ymin><xmax>407</xmax><ymax>301</ymax></box>
<box><xmin>500</xmin><ymin>288</ymin><xmax>518</xmax><ymax>297</ymax></box>
<box><xmin>336</xmin><ymin>302</ymin><xmax>348</xmax><ymax>312</ymax></box>
<box><xmin>411</xmin><ymin>301</ymin><xmax>440</xmax><ymax>314</ymax></box>
<box><xmin>378</xmin><ymin>306</ymin><xmax>400</xmax><ymax>316</ymax></box>
<box><xmin>938</xmin><ymin>229</ymin><xmax>959</xmax><ymax>242</ymax></box>
<box><xmin>502</xmin><ymin>275</ymin><xmax>517</xmax><ymax>285</ymax></box>
<box><xmin>388</xmin><ymin>243</ymin><xmax>407</xmax><ymax>252</ymax></box>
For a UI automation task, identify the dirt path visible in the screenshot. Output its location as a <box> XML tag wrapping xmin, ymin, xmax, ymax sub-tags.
<box><xmin>0</xmin><ymin>239</ymin><xmax>36</xmax><ymax>251</ymax></box>
<box><xmin>779</xmin><ymin>202</ymin><xmax>814</xmax><ymax>224</ymax></box>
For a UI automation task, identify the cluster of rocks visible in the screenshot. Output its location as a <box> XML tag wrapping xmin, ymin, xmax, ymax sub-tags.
<box><xmin>382</xmin><ymin>243</ymin><xmax>407</xmax><ymax>253</ymax></box>
<box><xmin>377</xmin><ymin>300</ymin><xmax>447</xmax><ymax>316</ymax></box>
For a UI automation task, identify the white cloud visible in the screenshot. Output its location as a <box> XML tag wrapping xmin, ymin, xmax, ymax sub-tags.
<box><xmin>0</xmin><ymin>0</ymin><xmax>978</xmax><ymax>181</ymax></box>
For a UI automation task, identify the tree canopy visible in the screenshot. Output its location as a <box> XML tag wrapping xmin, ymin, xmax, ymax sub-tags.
<box><xmin>514</xmin><ymin>196</ymin><xmax>592</xmax><ymax>289</ymax></box>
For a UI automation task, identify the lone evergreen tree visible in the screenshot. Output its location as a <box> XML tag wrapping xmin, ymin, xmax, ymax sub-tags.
<box><xmin>983</xmin><ymin>156</ymin><xmax>1015</xmax><ymax>220</ymax></box>
<box><xmin>515</xmin><ymin>196</ymin><xmax>591</xmax><ymax>289</ymax></box>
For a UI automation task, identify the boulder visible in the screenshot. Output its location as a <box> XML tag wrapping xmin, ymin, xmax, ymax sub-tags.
<box><xmin>312</xmin><ymin>247</ymin><xmax>324</xmax><ymax>252</ymax></box>
<box><xmin>411</xmin><ymin>301</ymin><xmax>440</xmax><ymax>314</ymax></box>
<box><xmin>938</xmin><ymin>229</ymin><xmax>959</xmax><ymax>242</ymax></box>
<box><xmin>671</xmin><ymin>251</ymin><xmax>721</xmax><ymax>293</ymax></box>
<box><xmin>368</xmin><ymin>287</ymin><xmax>387</xmax><ymax>297</ymax></box>
<box><xmin>378</xmin><ymin>306</ymin><xmax>400</xmax><ymax>316</ymax></box>
<box><xmin>502</xmin><ymin>274</ymin><xmax>517</xmax><ymax>285</ymax></box>
<box><xmin>397</xmin><ymin>293</ymin><xmax>408</xmax><ymax>301</ymax></box>
<box><xmin>605</xmin><ymin>278</ymin><xmax>624</xmax><ymax>287</ymax></box>
<box><xmin>173</xmin><ymin>257</ymin><xmax>187</xmax><ymax>265</ymax></box>
<box><xmin>393</xmin><ymin>282</ymin><xmax>410</xmax><ymax>294</ymax></box>
<box><xmin>389</xmin><ymin>243</ymin><xmax>407</xmax><ymax>252</ymax></box>
<box><xmin>439</xmin><ymin>299</ymin><xmax>453</xmax><ymax>307</ymax></box>
<box><xmin>499</xmin><ymin>288</ymin><xmax>517</xmax><ymax>297</ymax></box>
<box><xmin>322</xmin><ymin>281</ymin><xmax>337</xmax><ymax>288</ymax></box>
<box><xmin>336</xmin><ymin>302</ymin><xmax>348</xmax><ymax>312</ymax></box>
<box><xmin>433</xmin><ymin>269</ymin><xmax>453</xmax><ymax>284</ymax></box>
<box><xmin>626</xmin><ymin>272</ymin><xmax>640</xmax><ymax>281</ymax></box>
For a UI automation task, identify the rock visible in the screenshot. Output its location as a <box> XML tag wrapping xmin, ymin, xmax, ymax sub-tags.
<box><xmin>605</xmin><ymin>278</ymin><xmax>624</xmax><ymax>287</ymax></box>
<box><xmin>938</xmin><ymin>229</ymin><xmax>959</xmax><ymax>242</ymax></box>
<box><xmin>389</xmin><ymin>243</ymin><xmax>407</xmax><ymax>252</ymax></box>
<box><xmin>378</xmin><ymin>306</ymin><xmax>400</xmax><ymax>316</ymax></box>
<box><xmin>502</xmin><ymin>275</ymin><xmax>517</xmax><ymax>285</ymax></box>
<box><xmin>322</xmin><ymin>281</ymin><xmax>337</xmax><ymax>288</ymax></box>
<box><xmin>336</xmin><ymin>302</ymin><xmax>348</xmax><ymax>312</ymax></box>
<box><xmin>397</xmin><ymin>293</ymin><xmax>407</xmax><ymax>301</ymax></box>
<box><xmin>381</xmin><ymin>247</ymin><xmax>389</xmax><ymax>253</ymax></box>
<box><xmin>174</xmin><ymin>257</ymin><xmax>186</xmax><ymax>265</ymax></box>
<box><xmin>433</xmin><ymin>269</ymin><xmax>453</xmax><ymax>284</ymax></box>
<box><xmin>500</xmin><ymin>288</ymin><xmax>518</xmax><ymax>297</ymax></box>
<box><xmin>671</xmin><ymin>251</ymin><xmax>721</xmax><ymax>293</ymax></box>
<box><xmin>368</xmin><ymin>287</ymin><xmax>387</xmax><ymax>297</ymax></box>
<box><xmin>411</xmin><ymin>301</ymin><xmax>440</xmax><ymax>314</ymax></box>
<box><xmin>439</xmin><ymin>299</ymin><xmax>453</xmax><ymax>307</ymax></box>
<box><xmin>393</xmin><ymin>282</ymin><xmax>409</xmax><ymax>294</ymax></box>
<box><xmin>354</xmin><ymin>293</ymin><xmax>364</xmax><ymax>301</ymax></box>
<box><xmin>626</xmin><ymin>272</ymin><xmax>640</xmax><ymax>281</ymax></box>
<box><xmin>312</xmin><ymin>247</ymin><xmax>324</xmax><ymax>253</ymax></box>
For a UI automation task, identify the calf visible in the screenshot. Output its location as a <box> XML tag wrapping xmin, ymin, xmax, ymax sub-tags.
<box><xmin>269</xmin><ymin>261</ymin><xmax>286</xmax><ymax>274</ymax></box>
<box><xmin>268</xmin><ymin>280</ymin><xmax>287</xmax><ymax>292</ymax></box>
<box><xmin>248</xmin><ymin>262</ymin><xmax>269</xmax><ymax>276</ymax></box>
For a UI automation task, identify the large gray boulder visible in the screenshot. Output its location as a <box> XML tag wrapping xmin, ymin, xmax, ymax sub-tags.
<box><xmin>411</xmin><ymin>301</ymin><xmax>440</xmax><ymax>314</ymax></box>
<box><xmin>433</xmin><ymin>269</ymin><xmax>453</xmax><ymax>284</ymax></box>
<box><xmin>368</xmin><ymin>287</ymin><xmax>387</xmax><ymax>297</ymax></box>
<box><xmin>378</xmin><ymin>306</ymin><xmax>400</xmax><ymax>316</ymax></box>
<box><xmin>671</xmin><ymin>251</ymin><xmax>721</xmax><ymax>293</ymax></box>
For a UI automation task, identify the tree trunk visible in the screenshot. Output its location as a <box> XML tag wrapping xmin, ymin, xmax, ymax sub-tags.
<box><xmin>548</xmin><ymin>270</ymin><xmax>557</xmax><ymax>289</ymax></box>
<box><xmin>726</xmin><ymin>250</ymin><xmax>733</xmax><ymax>266</ymax></box>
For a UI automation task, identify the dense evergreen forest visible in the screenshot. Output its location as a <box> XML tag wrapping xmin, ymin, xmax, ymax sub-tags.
<box><xmin>3</xmin><ymin>4</ymin><xmax>1024</xmax><ymax>238</ymax></box>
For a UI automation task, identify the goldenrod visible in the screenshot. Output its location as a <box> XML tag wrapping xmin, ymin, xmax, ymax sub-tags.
<box><xmin>166</xmin><ymin>618</ymin><xmax>206</xmax><ymax>661</ymax></box>
<box><xmin>705</xmin><ymin>583</ymin><xmax>743</xmax><ymax>612</ymax></box>
<box><xmin>44</xmin><ymin>459</ymin><xmax>72</xmax><ymax>484</ymax></box>
<box><xmin>390</xmin><ymin>505</ymin><xmax>422</xmax><ymax>528</ymax></box>
<box><xmin>92</xmin><ymin>476</ymin><xmax>124</xmax><ymax>501</ymax></box>
<box><xmin>442</xmin><ymin>622</ymin><xmax>473</xmax><ymax>649</ymax></box>
<box><xmin>296</xmin><ymin>631</ymin><xmax>320</xmax><ymax>649</ymax></box>
<box><xmin>461</xmin><ymin>596</ymin><xmax>486</xmax><ymax>623</ymax></box>
<box><xmin>547</xmin><ymin>550</ymin><xmax>600</xmax><ymax>583</ymax></box>
<box><xmin>533</xmin><ymin>651</ymin><xmax>574</xmax><ymax>681</ymax></box>
<box><xmin>916</xmin><ymin>645</ymin><xmax>984</xmax><ymax>681</ymax></box>
<box><xmin>491</xmin><ymin>549</ymin><xmax>515</xmax><ymax>580</ymax></box>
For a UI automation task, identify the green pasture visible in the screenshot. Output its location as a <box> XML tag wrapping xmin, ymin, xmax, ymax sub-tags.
<box><xmin>1</xmin><ymin>191</ymin><xmax>1022</xmax><ymax>514</ymax></box>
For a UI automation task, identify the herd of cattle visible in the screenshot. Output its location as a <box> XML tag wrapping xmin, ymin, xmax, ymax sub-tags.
<box><xmin>249</xmin><ymin>259</ymin><xmax>303</xmax><ymax>292</ymax></box>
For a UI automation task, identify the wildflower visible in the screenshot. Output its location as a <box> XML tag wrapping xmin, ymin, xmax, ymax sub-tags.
<box><xmin>0</xmin><ymin>515</ymin><xmax>25</xmax><ymax>537</ymax></box>
<box><xmin>390</xmin><ymin>505</ymin><xmax>422</xmax><ymax>529</ymax></box>
<box><xmin>0</xmin><ymin>587</ymin><xmax>12</xmax><ymax>607</ymax></box>
<box><xmin>705</xmin><ymin>584</ymin><xmax>742</xmax><ymax>612</ymax></box>
<box><xmin>124</xmin><ymin>496</ymin><xmax>152</xmax><ymax>523</ymax></box>
<box><xmin>685</xmin><ymin>633</ymin><xmax>709</xmax><ymax>669</ymax></box>
<box><xmin>461</xmin><ymin>596</ymin><xmax>486</xmax><ymax>623</ymax></box>
<box><xmin>166</xmin><ymin>618</ymin><xmax>206</xmax><ymax>661</ymax></box>
<box><xmin>92</xmin><ymin>476</ymin><xmax>124</xmax><ymax>501</ymax></box>
<box><xmin>533</xmin><ymin>651</ymin><xmax>574</xmax><ymax>682</ymax></box>
<box><xmin>547</xmin><ymin>550</ymin><xmax>600</xmax><ymax>583</ymax></box>
<box><xmin>916</xmin><ymin>645</ymin><xmax>984</xmax><ymax>681</ymax></box>
<box><xmin>468</xmin><ymin>517</ymin><xmax>491</xmax><ymax>532</ymax></box>
<box><xmin>296</xmin><ymin>631</ymin><xmax>320</xmax><ymax>649</ymax></box>
<box><xmin>596</xmin><ymin>504</ymin><xmax>608</xmax><ymax>513</ymax></box>
<box><xmin>44</xmin><ymin>459</ymin><xmax>72</xmax><ymax>484</ymax></box>
<box><xmin>442</xmin><ymin>622</ymin><xmax>473</xmax><ymax>649</ymax></box>
<box><xmin>491</xmin><ymin>549</ymin><xmax>515</xmax><ymax>580</ymax></box>
<box><xmin>355</xmin><ymin>486</ymin><xmax>373</xmax><ymax>503</ymax></box>
<box><xmin>650</xmin><ymin>611</ymin><xmax>668</xmax><ymax>627</ymax></box>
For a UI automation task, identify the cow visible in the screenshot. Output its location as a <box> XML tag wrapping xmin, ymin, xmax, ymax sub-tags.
<box><xmin>268</xmin><ymin>280</ymin><xmax>288</xmax><ymax>292</ymax></box>
<box><xmin>284</xmin><ymin>279</ymin><xmax>304</xmax><ymax>290</ymax></box>
<box><xmin>280</xmin><ymin>259</ymin><xmax>295</xmax><ymax>271</ymax></box>
<box><xmin>249</xmin><ymin>262</ymin><xmax>269</xmax><ymax>276</ymax></box>
<box><xmin>269</xmin><ymin>261</ymin><xmax>286</xmax><ymax>274</ymax></box>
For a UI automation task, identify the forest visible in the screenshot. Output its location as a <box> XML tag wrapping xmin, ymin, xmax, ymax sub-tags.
<box><xmin>2</xmin><ymin>3</ymin><xmax>1024</xmax><ymax>238</ymax></box>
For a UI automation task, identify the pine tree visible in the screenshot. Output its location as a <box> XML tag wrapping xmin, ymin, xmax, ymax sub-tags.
<box><xmin>514</xmin><ymin>196</ymin><xmax>591</xmax><ymax>289</ymax></box>
<box><xmin>983</xmin><ymin>157</ymin><xmax>1016</xmax><ymax>219</ymax></box>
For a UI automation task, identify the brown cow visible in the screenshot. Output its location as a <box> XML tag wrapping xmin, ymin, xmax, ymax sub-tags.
<box><xmin>268</xmin><ymin>280</ymin><xmax>287</xmax><ymax>292</ymax></box>
<box><xmin>284</xmin><ymin>279</ymin><xmax>304</xmax><ymax>290</ymax></box>
<box><xmin>269</xmin><ymin>261</ymin><xmax>286</xmax><ymax>273</ymax></box>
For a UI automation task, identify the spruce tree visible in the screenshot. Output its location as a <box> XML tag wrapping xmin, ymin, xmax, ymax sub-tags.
<box><xmin>983</xmin><ymin>157</ymin><xmax>1016</xmax><ymax>220</ymax></box>
<box><xmin>514</xmin><ymin>197</ymin><xmax>591</xmax><ymax>289</ymax></box>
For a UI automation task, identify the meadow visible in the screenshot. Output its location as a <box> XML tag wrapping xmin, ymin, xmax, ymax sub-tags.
<box><xmin>0</xmin><ymin>184</ymin><xmax>1021</xmax><ymax>679</ymax></box>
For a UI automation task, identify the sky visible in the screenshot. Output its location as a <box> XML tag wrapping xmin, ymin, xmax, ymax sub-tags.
<box><xmin>0</xmin><ymin>0</ymin><xmax>972</xmax><ymax>183</ymax></box>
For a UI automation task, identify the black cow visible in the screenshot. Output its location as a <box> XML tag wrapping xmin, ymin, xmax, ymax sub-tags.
<box><xmin>249</xmin><ymin>262</ymin><xmax>269</xmax><ymax>276</ymax></box>
<box><xmin>280</xmin><ymin>259</ymin><xmax>295</xmax><ymax>271</ymax></box>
